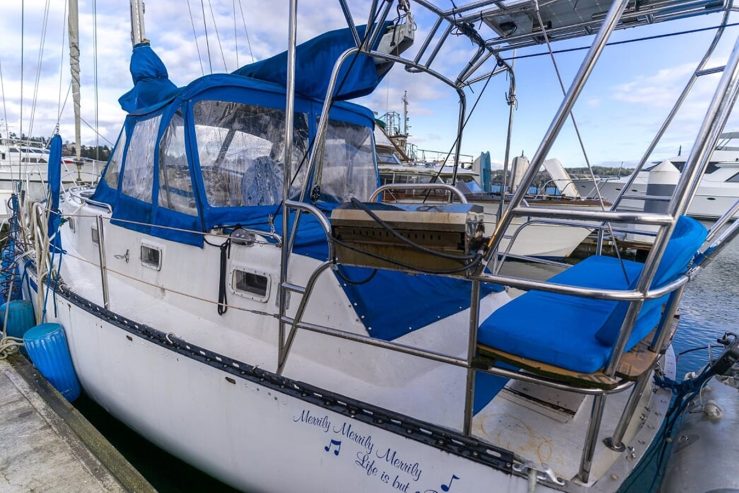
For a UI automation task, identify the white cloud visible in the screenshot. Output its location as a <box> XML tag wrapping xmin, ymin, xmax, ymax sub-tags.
<box><xmin>0</xmin><ymin>0</ymin><xmax>452</xmax><ymax>148</ymax></box>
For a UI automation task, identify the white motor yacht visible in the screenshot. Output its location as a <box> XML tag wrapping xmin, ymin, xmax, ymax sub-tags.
<box><xmin>572</xmin><ymin>132</ymin><xmax>739</xmax><ymax>220</ymax></box>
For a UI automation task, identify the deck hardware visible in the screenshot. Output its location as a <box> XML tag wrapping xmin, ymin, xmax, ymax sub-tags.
<box><xmin>95</xmin><ymin>216</ymin><xmax>109</xmax><ymax>309</ymax></box>
<box><xmin>114</xmin><ymin>249</ymin><xmax>130</xmax><ymax>263</ymax></box>
<box><xmin>513</xmin><ymin>462</ymin><xmax>565</xmax><ymax>487</ymax></box>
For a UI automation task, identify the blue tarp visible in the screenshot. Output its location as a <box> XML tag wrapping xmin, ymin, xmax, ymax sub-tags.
<box><xmin>47</xmin><ymin>134</ymin><xmax>63</xmax><ymax>252</ymax></box>
<box><xmin>241</xmin><ymin>204</ymin><xmax>503</xmax><ymax>342</ymax></box>
<box><xmin>233</xmin><ymin>23</ymin><xmax>391</xmax><ymax>101</ymax></box>
<box><xmin>118</xmin><ymin>43</ymin><xmax>179</xmax><ymax>115</ymax></box>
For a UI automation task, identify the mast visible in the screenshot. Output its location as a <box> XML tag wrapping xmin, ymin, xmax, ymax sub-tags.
<box><xmin>130</xmin><ymin>0</ymin><xmax>146</xmax><ymax>46</ymax></box>
<box><xmin>67</xmin><ymin>0</ymin><xmax>81</xmax><ymax>175</ymax></box>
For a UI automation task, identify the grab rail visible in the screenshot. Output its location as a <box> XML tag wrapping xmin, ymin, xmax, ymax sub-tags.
<box><xmin>370</xmin><ymin>183</ymin><xmax>468</xmax><ymax>203</ymax></box>
<box><xmin>511</xmin><ymin>207</ymin><xmax>675</xmax><ymax>225</ymax></box>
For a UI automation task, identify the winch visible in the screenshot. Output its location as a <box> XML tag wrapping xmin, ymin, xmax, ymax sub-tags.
<box><xmin>330</xmin><ymin>200</ymin><xmax>485</xmax><ymax>275</ymax></box>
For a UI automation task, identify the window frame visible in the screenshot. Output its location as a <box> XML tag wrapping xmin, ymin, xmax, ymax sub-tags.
<box><xmin>229</xmin><ymin>264</ymin><xmax>271</xmax><ymax>303</ymax></box>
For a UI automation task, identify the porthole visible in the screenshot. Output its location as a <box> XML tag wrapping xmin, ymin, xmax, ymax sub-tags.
<box><xmin>91</xmin><ymin>226</ymin><xmax>99</xmax><ymax>244</ymax></box>
<box><xmin>68</xmin><ymin>217</ymin><xmax>75</xmax><ymax>233</ymax></box>
<box><xmin>231</xmin><ymin>268</ymin><xmax>270</xmax><ymax>302</ymax></box>
<box><xmin>140</xmin><ymin>243</ymin><xmax>162</xmax><ymax>271</ymax></box>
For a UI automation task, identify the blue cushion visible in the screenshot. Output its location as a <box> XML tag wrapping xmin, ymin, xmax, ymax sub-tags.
<box><xmin>478</xmin><ymin>216</ymin><xmax>707</xmax><ymax>374</ymax></box>
<box><xmin>594</xmin><ymin>216</ymin><xmax>707</xmax><ymax>345</ymax></box>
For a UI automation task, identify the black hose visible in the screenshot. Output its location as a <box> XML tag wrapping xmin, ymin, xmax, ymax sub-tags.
<box><xmin>217</xmin><ymin>238</ymin><xmax>231</xmax><ymax>315</ymax></box>
<box><xmin>349</xmin><ymin>197</ymin><xmax>478</xmax><ymax>261</ymax></box>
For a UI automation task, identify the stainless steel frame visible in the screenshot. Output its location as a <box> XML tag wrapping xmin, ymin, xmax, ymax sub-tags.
<box><xmin>369</xmin><ymin>183</ymin><xmax>469</xmax><ymax>203</ymax></box>
<box><xmin>264</xmin><ymin>0</ymin><xmax>739</xmax><ymax>486</ymax></box>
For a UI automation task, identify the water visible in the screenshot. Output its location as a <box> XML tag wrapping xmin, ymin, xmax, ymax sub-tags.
<box><xmin>673</xmin><ymin>227</ymin><xmax>739</xmax><ymax>376</ymax></box>
<box><xmin>74</xmin><ymin>395</ymin><xmax>239</xmax><ymax>492</ymax></box>
<box><xmin>72</xmin><ymin>230</ymin><xmax>738</xmax><ymax>491</ymax></box>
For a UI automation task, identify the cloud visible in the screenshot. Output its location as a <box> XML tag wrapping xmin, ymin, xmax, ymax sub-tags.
<box><xmin>612</xmin><ymin>63</ymin><xmax>696</xmax><ymax>107</ymax></box>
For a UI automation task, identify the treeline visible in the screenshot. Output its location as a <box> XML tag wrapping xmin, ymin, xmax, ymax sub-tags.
<box><xmin>565</xmin><ymin>166</ymin><xmax>633</xmax><ymax>177</ymax></box>
<box><xmin>72</xmin><ymin>145</ymin><xmax>111</xmax><ymax>161</ymax></box>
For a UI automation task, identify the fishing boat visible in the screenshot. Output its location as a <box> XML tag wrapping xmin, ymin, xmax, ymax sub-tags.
<box><xmin>11</xmin><ymin>1</ymin><xmax>739</xmax><ymax>492</ymax></box>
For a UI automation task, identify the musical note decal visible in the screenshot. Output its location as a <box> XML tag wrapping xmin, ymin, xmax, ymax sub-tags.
<box><xmin>440</xmin><ymin>474</ymin><xmax>460</xmax><ymax>492</ymax></box>
<box><xmin>324</xmin><ymin>438</ymin><xmax>342</xmax><ymax>456</ymax></box>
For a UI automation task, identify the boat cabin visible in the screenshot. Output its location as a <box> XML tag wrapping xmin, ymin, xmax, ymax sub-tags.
<box><xmin>92</xmin><ymin>46</ymin><xmax>379</xmax><ymax>248</ymax></box>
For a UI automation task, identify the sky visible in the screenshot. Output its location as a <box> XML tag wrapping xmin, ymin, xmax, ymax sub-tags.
<box><xmin>0</xmin><ymin>0</ymin><xmax>737</xmax><ymax>168</ymax></box>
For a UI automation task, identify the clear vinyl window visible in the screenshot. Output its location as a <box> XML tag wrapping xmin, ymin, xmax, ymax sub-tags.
<box><xmin>121</xmin><ymin>115</ymin><xmax>162</xmax><ymax>202</ymax></box>
<box><xmin>317</xmin><ymin>120</ymin><xmax>376</xmax><ymax>202</ymax></box>
<box><xmin>192</xmin><ymin>101</ymin><xmax>309</xmax><ymax>207</ymax></box>
<box><xmin>103</xmin><ymin>128</ymin><xmax>127</xmax><ymax>189</ymax></box>
<box><xmin>158</xmin><ymin>112</ymin><xmax>196</xmax><ymax>215</ymax></box>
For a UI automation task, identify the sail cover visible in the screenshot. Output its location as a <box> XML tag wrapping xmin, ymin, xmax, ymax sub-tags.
<box><xmin>233</xmin><ymin>23</ymin><xmax>391</xmax><ymax>101</ymax></box>
<box><xmin>47</xmin><ymin>134</ymin><xmax>63</xmax><ymax>252</ymax></box>
<box><xmin>119</xmin><ymin>43</ymin><xmax>179</xmax><ymax>114</ymax></box>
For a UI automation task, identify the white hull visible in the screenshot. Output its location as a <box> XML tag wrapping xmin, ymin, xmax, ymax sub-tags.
<box><xmin>481</xmin><ymin>205</ymin><xmax>592</xmax><ymax>258</ymax></box>
<box><xmin>45</xmin><ymin>295</ymin><xmax>529</xmax><ymax>493</ymax></box>
<box><xmin>17</xmin><ymin>195</ymin><xmax>674</xmax><ymax>492</ymax></box>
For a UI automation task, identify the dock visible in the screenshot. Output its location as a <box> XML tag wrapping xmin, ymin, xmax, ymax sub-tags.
<box><xmin>0</xmin><ymin>354</ymin><xmax>155</xmax><ymax>493</ymax></box>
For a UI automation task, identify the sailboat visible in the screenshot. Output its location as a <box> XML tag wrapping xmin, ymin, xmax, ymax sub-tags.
<box><xmin>13</xmin><ymin>0</ymin><xmax>739</xmax><ymax>492</ymax></box>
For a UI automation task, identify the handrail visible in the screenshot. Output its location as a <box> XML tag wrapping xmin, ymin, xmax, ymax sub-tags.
<box><xmin>472</xmin><ymin>271</ymin><xmax>690</xmax><ymax>302</ymax></box>
<box><xmin>705</xmin><ymin>198</ymin><xmax>739</xmax><ymax>243</ymax></box>
<box><xmin>69</xmin><ymin>188</ymin><xmax>113</xmax><ymax>213</ymax></box>
<box><xmin>280</xmin><ymin>315</ymin><xmax>636</xmax><ymax>396</ymax></box>
<box><xmin>369</xmin><ymin>183</ymin><xmax>468</xmax><ymax>203</ymax></box>
<box><xmin>511</xmin><ymin>207</ymin><xmax>675</xmax><ymax>225</ymax></box>
<box><xmin>284</xmin><ymin>200</ymin><xmax>334</xmax><ymax>260</ymax></box>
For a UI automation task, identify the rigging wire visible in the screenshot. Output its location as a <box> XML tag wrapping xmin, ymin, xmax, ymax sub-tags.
<box><xmin>57</xmin><ymin>82</ymin><xmax>72</xmax><ymax>133</ymax></box>
<box><xmin>207</xmin><ymin>0</ymin><xmax>228</xmax><ymax>71</ymax></box>
<box><xmin>80</xmin><ymin>116</ymin><xmax>114</xmax><ymax>146</ymax></box>
<box><xmin>20</xmin><ymin>0</ymin><xmax>25</xmax><ymax>139</ymax></box>
<box><xmin>421</xmin><ymin>61</ymin><xmax>499</xmax><ymax>202</ymax></box>
<box><xmin>237</xmin><ymin>0</ymin><xmax>255</xmax><ymax>63</ymax></box>
<box><xmin>20</xmin><ymin>0</ymin><xmax>27</xmax><ymax>185</ymax></box>
<box><xmin>28</xmin><ymin>0</ymin><xmax>52</xmax><ymax>138</ymax></box>
<box><xmin>233</xmin><ymin>0</ymin><xmax>239</xmax><ymax>67</ymax></box>
<box><xmin>531</xmin><ymin>0</ymin><xmax>630</xmax><ymax>282</ymax></box>
<box><xmin>200</xmin><ymin>0</ymin><xmax>214</xmax><ymax>73</ymax></box>
<box><xmin>93</xmin><ymin>0</ymin><xmax>100</xmax><ymax>161</ymax></box>
<box><xmin>186</xmin><ymin>0</ymin><xmax>206</xmax><ymax>76</ymax></box>
<box><xmin>0</xmin><ymin>57</ymin><xmax>10</xmax><ymax>139</ymax></box>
